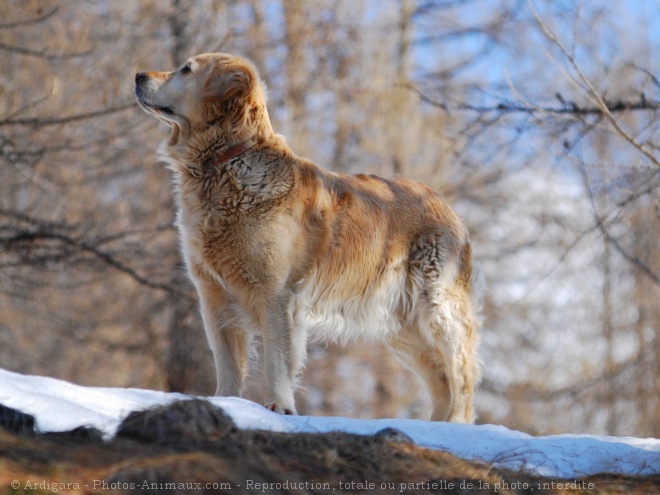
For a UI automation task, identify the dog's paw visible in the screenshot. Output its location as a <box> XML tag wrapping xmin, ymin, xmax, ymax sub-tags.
<box><xmin>265</xmin><ymin>403</ymin><xmax>296</xmax><ymax>415</ymax></box>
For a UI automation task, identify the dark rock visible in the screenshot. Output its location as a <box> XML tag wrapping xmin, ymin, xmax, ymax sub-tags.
<box><xmin>373</xmin><ymin>427</ymin><xmax>414</xmax><ymax>445</ymax></box>
<box><xmin>42</xmin><ymin>426</ymin><xmax>104</xmax><ymax>443</ymax></box>
<box><xmin>115</xmin><ymin>399</ymin><xmax>235</xmax><ymax>445</ymax></box>
<box><xmin>0</xmin><ymin>403</ymin><xmax>35</xmax><ymax>435</ymax></box>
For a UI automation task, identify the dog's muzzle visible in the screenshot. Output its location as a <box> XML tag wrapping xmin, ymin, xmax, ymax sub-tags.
<box><xmin>134</xmin><ymin>74</ymin><xmax>172</xmax><ymax>114</ymax></box>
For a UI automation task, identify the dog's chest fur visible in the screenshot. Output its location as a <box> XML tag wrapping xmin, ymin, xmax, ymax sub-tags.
<box><xmin>173</xmin><ymin>151</ymin><xmax>296</xmax><ymax>292</ymax></box>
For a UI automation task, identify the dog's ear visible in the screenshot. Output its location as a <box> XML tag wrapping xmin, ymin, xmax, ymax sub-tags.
<box><xmin>201</xmin><ymin>64</ymin><xmax>253</xmax><ymax>104</ymax></box>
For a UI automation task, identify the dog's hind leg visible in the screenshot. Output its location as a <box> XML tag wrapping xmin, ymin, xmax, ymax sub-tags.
<box><xmin>389</xmin><ymin>331</ymin><xmax>453</xmax><ymax>421</ymax></box>
<box><xmin>420</xmin><ymin>313</ymin><xmax>479</xmax><ymax>423</ymax></box>
<box><xmin>403</xmin><ymin>233</ymin><xmax>481</xmax><ymax>423</ymax></box>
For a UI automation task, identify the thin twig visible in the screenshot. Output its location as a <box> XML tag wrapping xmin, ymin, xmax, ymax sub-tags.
<box><xmin>406</xmin><ymin>84</ymin><xmax>660</xmax><ymax>116</ymax></box>
<box><xmin>580</xmin><ymin>159</ymin><xmax>660</xmax><ymax>287</ymax></box>
<box><xmin>528</xmin><ymin>0</ymin><xmax>660</xmax><ymax>169</ymax></box>
<box><xmin>0</xmin><ymin>6</ymin><xmax>59</xmax><ymax>29</ymax></box>
<box><xmin>0</xmin><ymin>40</ymin><xmax>91</xmax><ymax>60</ymax></box>
<box><xmin>0</xmin><ymin>103</ymin><xmax>134</xmax><ymax>127</ymax></box>
<box><xmin>0</xmin><ymin>209</ymin><xmax>192</xmax><ymax>300</ymax></box>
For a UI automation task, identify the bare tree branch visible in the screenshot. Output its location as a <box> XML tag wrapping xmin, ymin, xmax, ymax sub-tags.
<box><xmin>0</xmin><ymin>209</ymin><xmax>192</xmax><ymax>301</ymax></box>
<box><xmin>528</xmin><ymin>0</ymin><xmax>660</xmax><ymax>169</ymax></box>
<box><xmin>0</xmin><ymin>103</ymin><xmax>134</xmax><ymax>127</ymax></box>
<box><xmin>509</xmin><ymin>349</ymin><xmax>650</xmax><ymax>402</ymax></box>
<box><xmin>579</xmin><ymin>163</ymin><xmax>660</xmax><ymax>287</ymax></box>
<box><xmin>407</xmin><ymin>84</ymin><xmax>660</xmax><ymax>116</ymax></box>
<box><xmin>592</xmin><ymin>214</ymin><xmax>660</xmax><ymax>286</ymax></box>
<box><xmin>0</xmin><ymin>6</ymin><xmax>59</xmax><ymax>29</ymax></box>
<box><xmin>0</xmin><ymin>40</ymin><xmax>92</xmax><ymax>60</ymax></box>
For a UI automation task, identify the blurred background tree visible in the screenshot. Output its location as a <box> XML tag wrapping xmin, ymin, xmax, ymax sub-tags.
<box><xmin>1</xmin><ymin>0</ymin><xmax>658</xmax><ymax>436</ymax></box>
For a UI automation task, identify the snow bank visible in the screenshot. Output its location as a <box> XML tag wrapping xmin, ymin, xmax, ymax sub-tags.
<box><xmin>1</xmin><ymin>368</ymin><xmax>658</xmax><ymax>478</ymax></box>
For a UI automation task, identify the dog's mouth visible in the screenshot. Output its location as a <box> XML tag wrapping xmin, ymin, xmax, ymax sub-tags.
<box><xmin>148</xmin><ymin>103</ymin><xmax>175</xmax><ymax>115</ymax></box>
<box><xmin>135</xmin><ymin>89</ymin><xmax>172</xmax><ymax>112</ymax></box>
<box><xmin>135</xmin><ymin>90</ymin><xmax>177</xmax><ymax>125</ymax></box>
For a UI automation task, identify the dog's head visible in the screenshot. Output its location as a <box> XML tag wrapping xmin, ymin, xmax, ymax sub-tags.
<box><xmin>135</xmin><ymin>53</ymin><xmax>271</xmax><ymax>148</ymax></box>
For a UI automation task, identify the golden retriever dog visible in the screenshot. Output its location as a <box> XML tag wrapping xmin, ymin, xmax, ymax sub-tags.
<box><xmin>135</xmin><ymin>53</ymin><xmax>484</xmax><ymax>422</ymax></box>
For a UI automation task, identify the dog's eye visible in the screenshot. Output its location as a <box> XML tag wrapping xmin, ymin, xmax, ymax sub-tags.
<box><xmin>181</xmin><ymin>64</ymin><xmax>192</xmax><ymax>74</ymax></box>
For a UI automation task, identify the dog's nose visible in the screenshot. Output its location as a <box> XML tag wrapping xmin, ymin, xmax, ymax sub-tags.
<box><xmin>135</xmin><ymin>72</ymin><xmax>147</xmax><ymax>84</ymax></box>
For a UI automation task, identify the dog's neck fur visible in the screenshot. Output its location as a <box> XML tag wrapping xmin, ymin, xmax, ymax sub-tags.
<box><xmin>161</xmin><ymin>132</ymin><xmax>277</xmax><ymax>180</ymax></box>
<box><xmin>203</xmin><ymin>140</ymin><xmax>257</xmax><ymax>165</ymax></box>
<box><xmin>162</xmin><ymin>98</ymin><xmax>276</xmax><ymax>171</ymax></box>
<box><xmin>185</xmin><ymin>139</ymin><xmax>257</xmax><ymax>179</ymax></box>
<box><xmin>158</xmin><ymin>121</ymin><xmax>294</xmax><ymax>215</ymax></box>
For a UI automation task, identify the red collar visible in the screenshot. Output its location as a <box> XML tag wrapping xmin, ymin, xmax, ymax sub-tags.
<box><xmin>208</xmin><ymin>140</ymin><xmax>257</xmax><ymax>166</ymax></box>
<box><xmin>191</xmin><ymin>139</ymin><xmax>257</xmax><ymax>178</ymax></box>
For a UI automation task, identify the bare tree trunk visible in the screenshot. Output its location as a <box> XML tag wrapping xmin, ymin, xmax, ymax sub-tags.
<box><xmin>164</xmin><ymin>0</ymin><xmax>199</xmax><ymax>393</ymax></box>
<box><xmin>283</xmin><ymin>0</ymin><xmax>308</xmax><ymax>153</ymax></box>
<box><xmin>631</xmin><ymin>210</ymin><xmax>660</xmax><ymax>437</ymax></box>
<box><xmin>169</xmin><ymin>0</ymin><xmax>189</xmax><ymax>66</ymax></box>
<box><xmin>602</xmin><ymin>240</ymin><xmax>617</xmax><ymax>435</ymax></box>
<box><xmin>391</xmin><ymin>0</ymin><xmax>414</xmax><ymax>176</ymax></box>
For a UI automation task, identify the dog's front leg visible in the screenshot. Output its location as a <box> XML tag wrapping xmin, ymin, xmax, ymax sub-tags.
<box><xmin>261</xmin><ymin>296</ymin><xmax>300</xmax><ymax>415</ymax></box>
<box><xmin>195</xmin><ymin>277</ymin><xmax>249</xmax><ymax>397</ymax></box>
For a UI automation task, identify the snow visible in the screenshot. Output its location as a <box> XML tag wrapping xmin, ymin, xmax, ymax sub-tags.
<box><xmin>1</xmin><ymin>368</ymin><xmax>658</xmax><ymax>479</ymax></box>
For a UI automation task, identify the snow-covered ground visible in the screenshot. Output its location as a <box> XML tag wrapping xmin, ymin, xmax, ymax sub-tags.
<box><xmin>1</xmin><ymin>368</ymin><xmax>658</xmax><ymax>479</ymax></box>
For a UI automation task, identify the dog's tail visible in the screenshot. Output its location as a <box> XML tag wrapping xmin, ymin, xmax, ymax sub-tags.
<box><xmin>458</xmin><ymin>242</ymin><xmax>486</xmax><ymax>314</ymax></box>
